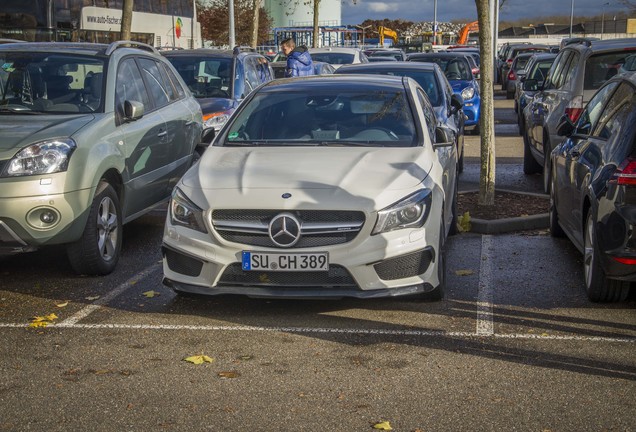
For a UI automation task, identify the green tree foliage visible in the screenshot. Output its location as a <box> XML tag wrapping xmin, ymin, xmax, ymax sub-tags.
<box><xmin>197</xmin><ymin>0</ymin><xmax>273</xmax><ymax>46</ymax></box>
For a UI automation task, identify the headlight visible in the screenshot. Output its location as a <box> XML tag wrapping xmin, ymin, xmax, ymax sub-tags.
<box><xmin>3</xmin><ymin>139</ymin><xmax>76</xmax><ymax>177</ymax></box>
<box><xmin>203</xmin><ymin>112</ymin><xmax>231</xmax><ymax>131</ymax></box>
<box><xmin>169</xmin><ymin>187</ymin><xmax>208</xmax><ymax>233</ymax></box>
<box><xmin>372</xmin><ymin>189</ymin><xmax>432</xmax><ymax>235</ymax></box>
<box><xmin>461</xmin><ymin>87</ymin><xmax>475</xmax><ymax>101</ymax></box>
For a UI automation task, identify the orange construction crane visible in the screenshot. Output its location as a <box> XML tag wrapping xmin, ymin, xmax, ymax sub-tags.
<box><xmin>379</xmin><ymin>26</ymin><xmax>398</xmax><ymax>45</ymax></box>
<box><xmin>457</xmin><ymin>21</ymin><xmax>479</xmax><ymax>45</ymax></box>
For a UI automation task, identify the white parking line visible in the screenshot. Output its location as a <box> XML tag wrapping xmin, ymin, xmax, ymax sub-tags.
<box><xmin>57</xmin><ymin>263</ymin><xmax>161</xmax><ymax>327</ymax></box>
<box><xmin>476</xmin><ymin>235</ymin><xmax>494</xmax><ymax>336</ymax></box>
<box><xmin>0</xmin><ymin>322</ymin><xmax>634</xmax><ymax>343</ymax></box>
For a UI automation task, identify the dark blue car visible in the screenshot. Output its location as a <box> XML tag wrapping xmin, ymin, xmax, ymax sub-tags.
<box><xmin>408</xmin><ymin>52</ymin><xmax>481</xmax><ymax>134</ymax></box>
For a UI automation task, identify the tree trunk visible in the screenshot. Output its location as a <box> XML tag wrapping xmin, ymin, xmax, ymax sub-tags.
<box><xmin>475</xmin><ymin>0</ymin><xmax>496</xmax><ymax>206</ymax></box>
<box><xmin>251</xmin><ymin>0</ymin><xmax>260</xmax><ymax>48</ymax></box>
<box><xmin>120</xmin><ymin>0</ymin><xmax>133</xmax><ymax>41</ymax></box>
<box><xmin>313</xmin><ymin>0</ymin><xmax>320</xmax><ymax>48</ymax></box>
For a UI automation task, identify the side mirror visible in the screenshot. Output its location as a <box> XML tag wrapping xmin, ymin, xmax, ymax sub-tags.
<box><xmin>522</xmin><ymin>79</ymin><xmax>539</xmax><ymax>92</ymax></box>
<box><xmin>201</xmin><ymin>127</ymin><xmax>216</xmax><ymax>145</ymax></box>
<box><xmin>450</xmin><ymin>93</ymin><xmax>464</xmax><ymax>115</ymax></box>
<box><xmin>434</xmin><ymin>126</ymin><xmax>454</xmax><ymax>148</ymax></box>
<box><xmin>556</xmin><ymin>114</ymin><xmax>575</xmax><ymax>137</ymax></box>
<box><xmin>123</xmin><ymin>100</ymin><xmax>144</xmax><ymax>122</ymax></box>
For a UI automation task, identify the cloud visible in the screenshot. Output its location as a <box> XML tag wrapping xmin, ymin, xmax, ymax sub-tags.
<box><xmin>367</xmin><ymin>2</ymin><xmax>391</xmax><ymax>13</ymax></box>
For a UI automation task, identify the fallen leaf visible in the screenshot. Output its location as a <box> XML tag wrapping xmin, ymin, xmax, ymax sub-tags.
<box><xmin>373</xmin><ymin>421</ymin><xmax>393</xmax><ymax>430</ymax></box>
<box><xmin>183</xmin><ymin>355</ymin><xmax>214</xmax><ymax>365</ymax></box>
<box><xmin>29</xmin><ymin>321</ymin><xmax>49</xmax><ymax>328</ymax></box>
<box><xmin>142</xmin><ymin>290</ymin><xmax>160</xmax><ymax>298</ymax></box>
<box><xmin>44</xmin><ymin>313</ymin><xmax>58</xmax><ymax>321</ymax></box>
<box><xmin>458</xmin><ymin>211</ymin><xmax>471</xmax><ymax>232</ymax></box>
<box><xmin>29</xmin><ymin>313</ymin><xmax>58</xmax><ymax>328</ymax></box>
<box><xmin>85</xmin><ymin>296</ymin><xmax>100</xmax><ymax>301</ymax></box>
<box><xmin>218</xmin><ymin>371</ymin><xmax>240</xmax><ymax>379</ymax></box>
<box><xmin>455</xmin><ymin>269</ymin><xmax>474</xmax><ymax>276</ymax></box>
<box><xmin>55</xmin><ymin>301</ymin><xmax>69</xmax><ymax>308</ymax></box>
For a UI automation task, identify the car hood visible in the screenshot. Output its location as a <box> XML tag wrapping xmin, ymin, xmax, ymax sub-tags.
<box><xmin>0</xmin><ymin>114</ymin><xmax>94</xmax><ymax>151</ymax></box>
<box><xmin>451</xmin><ymin>80</ymin><xmax>474</xmax><ymax>92</ymax></box>
<box><xmin>182</xmin><ymin>146</ymin><xmax>433</xmax><ymax>207</ymax></box>
<box><xmin>196</xmin><ymin>98</ymin><xmax>238</xmax><ymax>115</ymax></box>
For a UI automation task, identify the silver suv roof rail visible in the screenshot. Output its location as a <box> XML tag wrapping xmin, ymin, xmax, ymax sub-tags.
<box><xmin>105</xmin><ymin>41</ymin><xmax>159</xmax><ymax>56</ymax></box>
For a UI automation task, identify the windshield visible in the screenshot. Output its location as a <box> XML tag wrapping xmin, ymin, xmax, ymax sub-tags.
<box><xmin>529</xmin><ymin>59</ymin><xmax>554</xmax><ymax>82</ymax></box>
<box><xmin>585</xmin><ymin>51</ymin><xmax>636</xmax><ymax>90</ymax></box>
<box><xmin>0</xmin><ymin>52</ymin><xmax>104</xmax><ymax>114</ymax></box>
<box><xmin>165</xmin><ymin>56</ymin><xmax>232</xmax><ymax>98</ymax></box>
<box><xmin>410</xmin><ymin>56</ymin><xmax>472</xmax><ymax>81</ymax></box>
<box><xmin>225</xmin><ymin>89</ymin><xmax>417</xmax><ymax>147</ymax></box>
<box><xmin>310</xmin><ymin>52</ymin><xmax>355</xmax><ymax>65</ymax></box>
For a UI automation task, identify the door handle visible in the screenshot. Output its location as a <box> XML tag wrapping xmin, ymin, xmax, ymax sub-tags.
<box><xmin>185</xmin><ymin>120</ymin><xmax>195</xmax><ymax>126</ymax></box>
<box><xmin>157</xmin><ymin>131</ymin><xmax>168</xmax><ymax>137</ymax></box>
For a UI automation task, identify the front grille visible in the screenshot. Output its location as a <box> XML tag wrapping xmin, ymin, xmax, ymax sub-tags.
<box><xmin>164</xmin><ymin>248</ymin><xmax>203</xmax><ymax>277</ymax></box>
<box><xmin>211</xmin><ymin>210</ymin><xmax>365</xmax><ymax>248</ymax></box>
<box><xmin>217</xmin><ymin>263</ymin><xmax>358</xmax><ymax>288</ymax></box>
<box><xmin>374</xmin><ymin>248</ymin><xmax>434</xmax><ymax>281</ymax></box>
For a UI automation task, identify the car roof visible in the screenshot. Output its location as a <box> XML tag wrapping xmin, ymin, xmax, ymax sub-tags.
<box><xmin>567</xmin><ymin>37</ymin><xmax>636</xmax><ymax>54</ymax></box>
<box><xmin>161</xmin><ymin>48</ymin><xmax>234</xmax><ymax>58</ymax></box>
<box><xmin>336</xmin><ymin>62</ymin><xmax>438</xmax><ymax>72</ymax></box>
<box><xmin>0</xmin><ymin>42</ymin><xmax>109</xmax><ymax>56</ymax></box>
<box><xmin>409</xmin><ymin>52</ymin><xmax>471</xmax><ymax>62</ymax></box>
<box><xmin>259</xmin><ymin>74</ymin><xmax>407</xmax><ymax>92</ymax></box>
<box><xmin>308</xmin><ymin>47</ymin><xmax>363</xmax><ymax>53</ymax></box>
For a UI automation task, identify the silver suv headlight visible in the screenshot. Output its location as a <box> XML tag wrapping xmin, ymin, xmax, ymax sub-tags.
<box><xmin>169</xmin><ymin>187</ymin><xmax>208</xmax><ymax>233</ymax></box>
<box><xmin>461</xmin><ymin>87</ymin><xmax>475</xmax><ymax>101</ymax></box>
<box><xmin>372</xmin><ymin>189</ymin><xmax>432</xmax><ymax>235</ymax></box>
<box><xmin>3</xmin><ymin>138</ymin><xmax>76</xmax><ymax>177</ymax></box>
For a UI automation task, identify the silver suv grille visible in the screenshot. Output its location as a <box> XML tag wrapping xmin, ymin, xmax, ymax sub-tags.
<box><xmin>211</xmin><ymin>210</ymin><xmax>365</xmax><ymax>248</ymax></box>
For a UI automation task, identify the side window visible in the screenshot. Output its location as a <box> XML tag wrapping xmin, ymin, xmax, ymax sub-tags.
<box><xmin>593</xmin><ymin>82</ymin><xmax>635</xmax><ymax>139</ymax></box>
<box><xmin>575</xmin><ymin>81</ymin><xmax>618</xmax><ymax>136</ymax></box>
<box><xmin>417</xmin><ymin>89</ymin><xmax>436</xmax><ymax>141</ymax></box>
<box><xmin>137</xmin><ymin>57</ymin><xmax>171</xmax><ymax>109</ymax></box>
<box><xmin>115</xmin><ymin>58</ymin><xmax>152</xmax><ymax>121</ymax></box>
<box><xmin>544</xmin><ymin>51</ymin><xmax>569</xmax><ymax>90</ymax></box>
<box><xmin>244</xmin><ymin>57</ymin><xmax>260</xmax><ymax>93</ymax></box>
<box><xmin>163</xmin><ymin>63</ymin><xmax>186</xmax><ymax>99</ymax></box>
<box><xmin>561</xmin><ymin>52</ymin><xmax>580</xmax><ymax>88</ymax></box>
<box><xmin>552</xmin><ymin>52</ymin><xmax>573</xmax><ymax>89</ymax></box>
<box><xmin>157</xmin><ymin>63</ymin><xmax>177</xmax><ymax>101</ymax></box>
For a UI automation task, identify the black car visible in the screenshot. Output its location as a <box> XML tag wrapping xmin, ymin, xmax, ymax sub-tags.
<box><xmin>549</xmin><ymin>72</ymin><xmax>636</xmax><ymax>302</ymax></box>
<box><xmin>334</xmin><ymin>62</ymin><xmax>465</xmax><ymax>172</ymax></box>
<box><xmin>162</xmin><ymin>48</ymin><xmax>273</xmax><ymax>133</ymax></box>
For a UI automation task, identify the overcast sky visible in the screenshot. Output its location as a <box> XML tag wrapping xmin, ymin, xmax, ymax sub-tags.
<box><xmin>341</xmin><ymin>0</ymin><xmax>629</xmax><ymax>25</ymax></box>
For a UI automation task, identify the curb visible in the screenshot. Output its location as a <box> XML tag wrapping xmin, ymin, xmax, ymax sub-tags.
<box><xmin>459</xmin><ymin>189</ymin><xmax>549</xmax><ymax>234</ymax></box>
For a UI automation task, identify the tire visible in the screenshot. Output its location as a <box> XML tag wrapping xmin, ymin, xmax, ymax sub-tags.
<box><xmin>457</xmin><ymin>143</ymin><xmax>464</xmax><ymax>174</ymax></box>
<box><xmin>427</xmin><ymin>225</ymin><xmax>446</xmax><ymax>301</ymax></box>
<box><xmin>549</xmin><ymin>177</ymin><xmax>565</xmax><ymax>238</ymax></box>
<box><xmin>67</xmin><ymin>182</ymin><xmax>122</xmax><ymax>275</ymax></box>
<box><xmin>514</xmin><ymin>100</ymin><xmax>518</xmax><ymax>113</ymax></box>
<box><xmin>543</xmin><ymin>138</ymin><xmax>551</xmax><ymax>194</ymax></box>
<box><xmin>517</xmin><ymin>113</ymin><xmax>524</xmax><ymax>136</ymax></box>
<box><xmin>584</xmin><ymin>212</ymin><xmax>630</xmax><ymax>302</ymax></box>
<box><xmin>449</xmin><ymin>182</ymin><xmax>459</xmax><ymax>236</ymax></box>
<box><xmin>523</xmin><ymin>130</ymin><xmax>542</xmax><ymax>174</ymax></box>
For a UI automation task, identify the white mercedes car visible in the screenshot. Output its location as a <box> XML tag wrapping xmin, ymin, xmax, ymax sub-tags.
<box><xmin>162</xmin><ymin>75</ymin><xmax>459</xmax><ymax>300</ymax></box>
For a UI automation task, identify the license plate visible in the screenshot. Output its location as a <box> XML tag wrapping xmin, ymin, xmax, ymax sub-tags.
<box><xmin>242</xmin><ymin>251</ymin><xmax>329</xmax><ymax>271</ymax></box>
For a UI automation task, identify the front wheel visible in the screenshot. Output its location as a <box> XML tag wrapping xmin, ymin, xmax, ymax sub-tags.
<box><xmin>67</xmin><ymin>182</ymin><xmax>122</xmax><ymax>275</ymax></box>
<box><xmin>583</xmin><ymin>212</ymin><xmax>630</xmax><ymax>302</ymax></box>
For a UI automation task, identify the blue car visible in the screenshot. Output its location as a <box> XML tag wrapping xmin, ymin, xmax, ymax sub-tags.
<box><xmin>408</xmin><ymin>52</ymin><xmax>481</xmax><ymax>134</ymax></box>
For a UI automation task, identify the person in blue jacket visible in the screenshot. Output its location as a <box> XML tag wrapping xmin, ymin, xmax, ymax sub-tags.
<box><xmin>280</xmin><ymin>38</ymin><xmax>314</xmax><ymax>78</ymax></box>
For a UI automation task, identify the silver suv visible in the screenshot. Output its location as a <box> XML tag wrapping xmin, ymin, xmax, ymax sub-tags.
<box><xmin>0</xmin><ymin>41</ymin><xmax>205</xmax><ymax>275</ymax></box>
<box><xmin>522</xmin><ymin>38</ymin><xmax>636</xmax><ymax>192</ymax></box>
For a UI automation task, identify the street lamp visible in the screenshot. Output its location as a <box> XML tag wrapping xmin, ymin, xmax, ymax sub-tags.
<box><xmin>355</xmin><ymin>24</ymin><xmax>371</xmax><ymax>48</ymax></box>
<box><xmin>601</xmin><ymin>2</ymin><xmax>610</xmax><ymax>40</ymax></box>
<box><xmin>433</xmin><ymin>0</ymin><xmax>437</xmax><ymax>45</ymax></box>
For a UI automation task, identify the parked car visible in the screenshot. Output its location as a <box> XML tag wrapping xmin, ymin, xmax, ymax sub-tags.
<box><xmin>408</xmin><ymin>52</ymin><xmax>481</xmax><ymax>134</ymax></box>
<box><xmin>162</xmin><ymin>75</ymin><xmax>459</xmax><ymax>300</ymax></box>
<box><xmin>497</xmin><ymin>42</ymin><xmax>532</xmax><ymax>83</ymax></box>
<box><xmin>367</xmin><ymin>56</ymin><xmax>398</xmax><ymax>62</ymax></box>
<box><xmin>522</xmin><ymin>38</ymin><xmax>636</xmax><ymax>192</ymax></box>
<box><xmin>501</xmin><ymin>44</ymin><xmax>551</xmax><ymax>91</ymax></box>
<box><xmin>515</xmin><ymin>53</ymin><xmax>557</xmax><ymax>134</ymax></box>
<box><xmin>162</xmin><ymin>47</ymin><xmax>273</xmax><ymax>133</ymax></box>
<box><xmin>367</xmin><ymin>49</ymin><xmax>407</xmax><ymax>62</ymax></box>
<box><xmin>505</xmin><ymin>51</ymin><xmax>535</xmax><ymax>99</ymax></box>
<box><xmin>334</xmin><ymin>62</ymin><xmax>466</xmax><ymax>172</ymax></box>
<box><xmin>548</xmin><ymin>72</ymin><xmax>636</xmax><ymax>302</ymax></box>
<box><xmin>0</xmin><ymin>41</ymin><xmax>205</xmax><ymax>275</ymax></box>
<box><xmin>308</xmin><ymin>47</ymin><xmax>369</xmax><ymax>69</ymax></box>
<box><xmin>619</xmin><ymin>53</ymin><xmax>636</xmax><ymax>74</ymax></box>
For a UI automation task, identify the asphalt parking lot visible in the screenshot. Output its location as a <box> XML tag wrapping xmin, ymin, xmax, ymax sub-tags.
<box><xmin>1</xmin><ymin>94</ymin><xmax>634</xmax><ymax>432</ymax></box>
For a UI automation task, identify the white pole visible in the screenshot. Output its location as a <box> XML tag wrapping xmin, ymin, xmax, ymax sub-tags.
<box><xmin>229</xmin><ymin>0</ymin><xmax>236</xmax><ymax>48</ymax></box>
<box><xmin>433</xmin><ymin>0</ymin><xmax>437</xmax><ymax>45</ymax></box>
